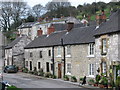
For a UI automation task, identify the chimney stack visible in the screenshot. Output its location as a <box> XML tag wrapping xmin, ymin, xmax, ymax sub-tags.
<box><xmin>67</xmin><ymin>22</ymin><xmax>74</xmax><ymax>32</ymax></box>
<box><xmin>96</xmin><ymin>10</ymin><xmax>106</xmax><ymax>26</ymax></box>
<box><xmin>37</xmin><ymin>28</ymin><xmax>43</xmax><ymax>36</ymax></box>
<box><xmin>47</xmin><ymin>24</ymin><xmax>55</xmax><ymax>35</ymax></box>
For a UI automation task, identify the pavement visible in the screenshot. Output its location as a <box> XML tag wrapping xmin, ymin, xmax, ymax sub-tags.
<box><xmin>19</xmin><ymin>72</ymin><xmax>99</xmax><ymax>89</ymax></box>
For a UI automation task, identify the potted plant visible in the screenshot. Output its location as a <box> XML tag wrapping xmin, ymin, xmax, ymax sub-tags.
<box><xmin>95</xmin><ymin>74</ymin><xmax>101</xmax><ymax>86</ymax></box>
<box><xmin>44</xmin><ymin>72</ymin><xmax>52</xmax><ymax>78</ymax></box>
<box><xmin>64</xmin><ymin>75</ymin><xmax>69</xmax><ymax>81</ymax></box>
<box><xmin>52</xmin><ymin>75</ymin><xmax>57</xmax><ymax>79</ymax></box>
<box><xmin>22</xmin><ymin>68</ymin><xmax>28</xmax><ymax>73</ymax></box>
<box><xmin>88</xmin><ymin>78</ymin><xmax>95</xmax><ymax>85</ymax></box>
<box><xmin>99</xmin><ymin>76</ymin><xmax>108</xmax><ymax>88</ymax></box>
<box><xmin>116</xmin><ymin>76</ymin><xmax>120</xmax><ymax>88</ymax></box>
<box><xmin>71</xmin><ymin>76</ymin><xmax>77</xmax><ymax>82</ymax></box>
<box><xmin>79</xmin><ymin>77</ymin><xmax>84</xmax><ymax>84</ymax></box>
<box><xmin>38</xmin><ymin>68</ymin><xmax>44</xmax><ymax>76</ymax></box>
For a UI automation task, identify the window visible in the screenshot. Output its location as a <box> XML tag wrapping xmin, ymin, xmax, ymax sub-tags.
<box><xmin>26</xmin><ymin>61</ymin><xmax>28</xmax><ymax>67</ymax></box>
<box><xmin>67</xmin><ymin>63</ymin><xmax>71</xmax><ymax>74</ymax></box>
<box><xmin>102</xmin><ymin>62</ymin><xmax>107</xmax><ymax>74</ymax></box>
<box><xmin>48</xmin><ymin>50</ymin><xmax>51</xmax><ymax>56</ymax></box>
<box><xmin>30</xmin><ymin>52</ymin><xmax>33</xmax><ymax>57</ymax></box>
<box><xmin>67</xmin><ymin>46</ymin><xmax>71</xmax><ymax>55</ymax></box>
<box><xmin>101</xmin><ymin>39</ymin><xmax>107</xmax><ymax>55</ymax></box>
<box><xmin>40</xmin><ymin>51</ymin><xmax>42</xmax><ymax>58</ymax></box>
<box><xmin>38</xmin><ymin>62</ymin><xmax>41</xmax><ymax>69</ymax></box>
<box><xmin>57</xmin><ymin>47</ymin><xmax>61</xmax><ymax>56</ymax></box>
<box><xmin>88</xmin><ymin>43</ymin><xmax>94</xmax><ymax>56</ymax></box>
<box><xmin>51</xmin><ymin>64</ymin><xmax>53</xmax><ymax>71</ymax></box>
<box><xmin>89</xmin><ymin>64</ymin><xmax>94</xmax><ymax>75</ymax></box>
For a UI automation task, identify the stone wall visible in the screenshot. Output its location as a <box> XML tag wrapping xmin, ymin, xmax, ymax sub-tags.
<box><xmin>25</xmin><ymin>44</ymin><xmax>96</xmax><ymax>81</ymax></box>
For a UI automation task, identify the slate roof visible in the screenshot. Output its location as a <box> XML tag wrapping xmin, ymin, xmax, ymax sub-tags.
<box><xmin>95</xmin><ymin>9</ymin><xmax>120</xmax><ymax>36</ymax></box>
<box><xmin>5</xmin><ymin>37</ymin><xmax>22</xmax><ymax>49</ymax></box>
<box><xmin>17</xmin><ymin>22</ymin><xmax>37</xmax><ymax>29</ymax></box>
<box><xmin>25</xmin><ymin>25</ymin><xmax>96</xmax><ymax>49</ymax></box>
<box><xmin>54</xmin><ymin>23</ymin><xmax>84</xmax><ymax>31</ymax></box>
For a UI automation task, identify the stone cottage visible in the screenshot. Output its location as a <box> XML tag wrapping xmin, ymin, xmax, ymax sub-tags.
<box><xmin>24</xmin><ymin>22</ymin><xmax>96</xmax><ymax>80</ymax></box>
<box><xmin>95</xmin><ymin>9</ymin><xmax>120</xmax><ymax>81</ymax></box>
<box><xmin>5</xmin><ymin>35</ymin><xmax>31</xmax><ymax>69</ymax></box>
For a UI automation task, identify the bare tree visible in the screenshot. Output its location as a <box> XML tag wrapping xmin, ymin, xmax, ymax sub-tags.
<box><xmin>11</xmin><ymin>2</ymin><xmax>29</xmax><ymax>29</ymax></box>
<box><xmin>0</xmin><ymin>2</ymin><xmax>12</xmax><ymax>31</ymax></box>
<box><xmin>0</xmin><ymin>1</ymin><xmax>30</xmax><ymax>32</ymax></box>
<box><xmin>32</xmin><ymin>4</ymin><xmax>44</xmax><ymax>18</ymax></box>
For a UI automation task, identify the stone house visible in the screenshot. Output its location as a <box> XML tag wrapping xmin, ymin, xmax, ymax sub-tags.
<box><xmin>95</xmin><ymin>9</ymin><xmax>120</xmax><ymax>81</ymax></box>
<box><xmin>5</xmin><ymin>35</ymin><xmax>31</xmax><ymax>69</ymax></box>
<box><xmin>17</xmin><ymin>17</ymin><xmax>84</xmax><ymax>40</ymax></box>
<box><xmin>24</xmin><ymin>22</ymin><xmax>96</xmax><ymax>80</ymax></box>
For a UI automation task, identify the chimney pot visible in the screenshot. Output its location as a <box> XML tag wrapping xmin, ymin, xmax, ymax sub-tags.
<box><xmin>67</xmin><ymin>22</ymin><xmax>74</xmax><ymax>32</ymax></box>
<box><xmin>47</xmin><ymin>24</ymin><xmax>55</xmax><ymax>35</ymax></box>
<box><xmin>37</xmin><ymin>28</ymin><xmax>43</xmax><ymax>36</ymax></box>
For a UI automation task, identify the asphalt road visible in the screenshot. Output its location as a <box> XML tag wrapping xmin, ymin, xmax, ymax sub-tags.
<box><xmin>2</xmin><ymin>72</ymin><xmax>89</xmax><ymax>89</ymax></box>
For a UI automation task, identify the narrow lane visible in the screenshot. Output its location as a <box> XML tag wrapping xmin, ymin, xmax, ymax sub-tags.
<box><xmin>3</xmin><ymin>72</ymin><xmax>85</xmax><ymax>89</ymax></box>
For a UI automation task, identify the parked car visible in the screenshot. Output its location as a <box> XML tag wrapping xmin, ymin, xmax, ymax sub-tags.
<box><xmin>4</xmin><ymin>65</ymin><xmax>18</xmax><ymax>73</ymax></box>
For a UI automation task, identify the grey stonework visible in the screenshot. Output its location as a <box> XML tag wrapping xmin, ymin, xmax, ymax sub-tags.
<box><xmin>24</xmin><ymin>44</ymin><xmax>96</xmax><ymax>81</ymax></box>
<box><xmin>5</xmin><ymin>36</ymin><xmax>31</xmax><ymax>69</ymax></box>
<box><xmin>95</xmin><ymin>33</ymin><xmax>120</xmax><ymax>76</ymax></box>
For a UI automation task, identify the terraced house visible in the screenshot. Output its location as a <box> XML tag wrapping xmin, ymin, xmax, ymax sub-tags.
<box><xmin>95</xmin><ymin>9</ymin><xmax>120</xmax><ymax>81</ymax></box>
<box><xmin>24</xmin><ymin>22</ymin><xmax>96</xmax><ymax>80</ymax></box>
<box><xmin>5</xmin><ymin>35</ymin><xmax>31</xmax><ymax>69</ymax></box>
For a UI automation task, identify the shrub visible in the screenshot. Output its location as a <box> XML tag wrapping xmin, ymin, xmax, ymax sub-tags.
<box><xmin>80</xmin><ymin>77</ymin><xmax>84</xmax><ymax>81</ymax></box>
<box><xmin>22</xmin><ymin>68</ymin><xmax>28</xmax><ymax>73</ymax></box>
<box><xmin>38</xmin><ymin>68</ymin><xmax>44</xmax><ymax>76</ymax></box>
<box><xmin>52</xmin><ymin>75</ymin><xmax>57</xmax><ymax>79</ymax></box>
<box><xmin>33</xmin><ymin>71</ymin><xmax>38</xmax><ymax>75</ymax></box>
<box><xmin>7</xmin><ymin>85</ymin><xmax>22</xmax><ymax>90</ymax></box>
<box><xmin>28</xmin><ymin>70</ymin><xmax>34</xmax><ymax>74</ymax></box>
<box><xmin>95</xmin><ymin>74</ymin><xmax>101</xmax><ymax>84</ymax></box>
<box><xmin>64</xmin><ymin>75</ymin><xmax>69</xmax><ymax>81</ymax></box>
<box><xmin>99</xmin><ymin>76</ymin><xmax>108</xmax><ymax>85</ymax></box>
<box><xmin>44</xmin><ymin>72</ymin><xmax>52</xmax><ymax>78</ymax></box>
<box><xmin>71</xmin><ymin>76</ymin><xmax>77</xmax><ymax>82</ymax></box>
<box><xmin>116</xmin><ymin>76</ymin><xmax>120</xmax><ymax>87</ymax></box>
<box><xmin>88</xmin><ymin>78</ymin><xmax>95</xmax><ymax>85</ymax></box>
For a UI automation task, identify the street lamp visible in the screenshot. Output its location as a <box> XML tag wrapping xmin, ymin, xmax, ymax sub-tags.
<box><xmin>61</xmin><ymin>38</ymin><xmax>66</xmax><ymax>77</ymax></box>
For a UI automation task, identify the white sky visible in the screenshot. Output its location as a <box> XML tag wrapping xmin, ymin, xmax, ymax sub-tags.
<box><xmin>26</xmin><ymin>0</ymin><xmax>111</xmax><ymax>7</ymax></box>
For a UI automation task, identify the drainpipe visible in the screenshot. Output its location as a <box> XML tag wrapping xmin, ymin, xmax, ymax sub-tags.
<box><xmin>52</xmin><ymin>46</ymin><xmax>55</xmax><ymax>76</ymax></box>
<box><xmin>61</xmin><ymin>38</ymin><xmax>66</xmax><ymax>77</ymax></box>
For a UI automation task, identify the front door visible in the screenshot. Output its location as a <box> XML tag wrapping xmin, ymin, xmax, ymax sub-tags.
<box><xmin>58</xmin><ymin>63</ymin><xmax>62</xmax><ymax>78</ymax></box>
<box><xmin>30</xmin><ymin>61</ymin><xmax>32</xmax><ymax>70</ymax></box>
<box><xmin>46</xmin><ymin>62</ymin><xmax>49</xmax><ymax>72</ymax></box>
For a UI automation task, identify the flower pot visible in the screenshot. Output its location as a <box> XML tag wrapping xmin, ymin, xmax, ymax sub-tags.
<box><xmin>99</xmin><ymin>84</ymin><xmax>104</xmax><ymax>88</ymax></box>
<box><xmin>94</xmin><ymin>84</ymin><xmax>98</xmax><ymax>87</ymax></box>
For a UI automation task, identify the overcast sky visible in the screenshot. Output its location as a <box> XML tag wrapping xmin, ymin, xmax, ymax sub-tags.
<box><xmin>26</xmin><ymin>0</ymin><xmax>111</xmax><ymax>7</ymax></box>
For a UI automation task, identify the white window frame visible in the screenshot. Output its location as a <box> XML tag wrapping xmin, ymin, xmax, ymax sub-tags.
<box><xmin>102</xmin><ymin>39</ymin><xmax>107</xmax><ymax>54</ymax></box>
<box><xmin>89</xmin><ymin>64</ymin><xmax>94</xmax><ymax>76</ymax></box>
<box><xmin>56</xmin><ymin>46</ymin><xmax>61</xmax><ymax>57</ymax></box>
<box><xmin>102</xmin><ymin>62</ymin><xmax>107</xmax><ymax>74</ymax></box>
<box><xmin>88</xmin><ymin>43</ymin><xmax>94</xmax><ymax>57</ymax></box>
<box><xmin>66</xmin><ymin>63</ymin><xmax>71</xmax><ymax>75</ymax></box>
<box><xmin>66</xmin><ymin>45</ymin><xmax>71</xmax><ymax>57</ymax></box>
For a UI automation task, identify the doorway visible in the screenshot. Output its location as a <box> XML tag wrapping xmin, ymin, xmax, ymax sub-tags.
<box><xmin>58</xmin><ymin>63</ymin><xmax>62</xmax><ymax>78</ymax></box>
<box><xmin>30</xmin><ymin>61</ymin><xmax>32</xmax><ymax>70</ymax></box>
<box><xmin>46</xmin><ymin>62</ymin><xmax>49</xmax><ymax>72</ymax></box>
